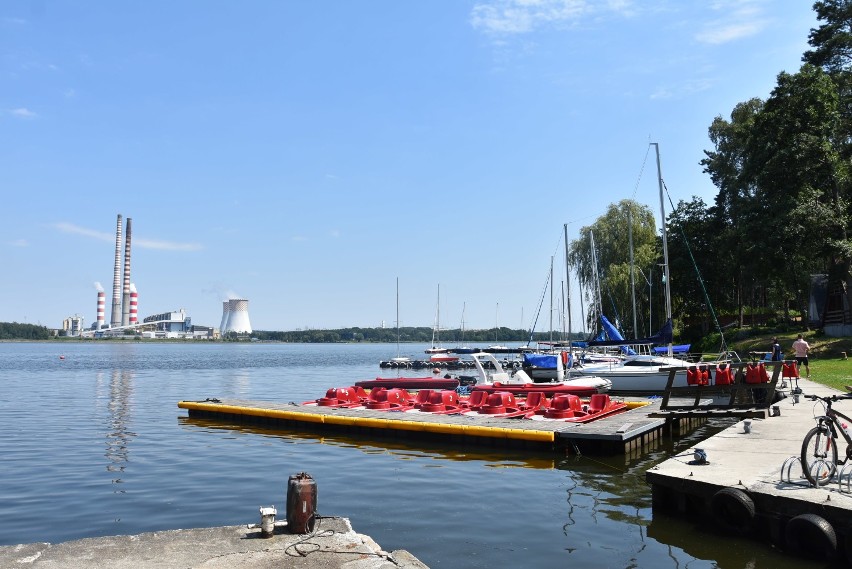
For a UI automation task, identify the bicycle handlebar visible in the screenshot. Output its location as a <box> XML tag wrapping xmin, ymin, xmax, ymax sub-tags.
<box><xmin>805</xmin><ymin>393</ymin><xmax>852</xmax><ymax>402</ymax></box>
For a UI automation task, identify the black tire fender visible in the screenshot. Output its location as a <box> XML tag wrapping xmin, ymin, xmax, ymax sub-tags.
<box><xmin>710</xmin><ymin>487</ymin><xmax>755</xmax><ymax>534</ymax></box>
<box><xmin>785</xmin><ymin>513</ymin><xmax>837</xmax><ymax>561</ymax></box>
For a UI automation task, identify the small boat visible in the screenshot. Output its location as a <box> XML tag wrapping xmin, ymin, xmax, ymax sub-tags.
<box><xmin>469</xmin><ymin>351</ymin><xmax>611</xmax><ymax>397</ymax></box>
<box><xmin>428</xmin><ymin>352</ymin><xmax>460</xmax><ymax>363</ymax></box>
<box><xmin>354</xmin><ymin>376</ymin><xmax>467</xmax><ymax>390</ymax></box>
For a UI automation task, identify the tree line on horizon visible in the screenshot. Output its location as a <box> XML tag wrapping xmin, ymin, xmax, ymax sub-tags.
<box><xmin>568</xmin><ymin>1</ymin><xmax>852</xmax><ymax>345</ymax></box>
<box><xmin>250</xmin><ymin>327</ymin><xmax>584</xmax><ymax>344</ymax></box>
<box><xmin>0</xmin><ymin>322</ymin><xmax>51</xmax><ymax>340</ymax></box>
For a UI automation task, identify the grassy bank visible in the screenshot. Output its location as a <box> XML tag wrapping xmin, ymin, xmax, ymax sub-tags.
<box><xmin>725</xmin><ymin>332</ymin><xmax>852</xmax><ymax>392</ymax></box>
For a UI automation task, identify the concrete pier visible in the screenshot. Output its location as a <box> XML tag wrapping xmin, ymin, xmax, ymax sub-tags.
<box><xmin>0</xmin><ymin>516</ymin><xmax>427</xmax><ymax>568</ymax></box>
<box><xmin>647</xmin><ymin>377</ymin><xmax>852</xmax><ymax>561</ymax></box>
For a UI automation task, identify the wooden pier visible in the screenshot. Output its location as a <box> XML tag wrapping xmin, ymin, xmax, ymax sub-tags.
<box><xmin>178</xmin><ymin>397</ymin><xmax>688</xmax><ymax>455</ymax></box>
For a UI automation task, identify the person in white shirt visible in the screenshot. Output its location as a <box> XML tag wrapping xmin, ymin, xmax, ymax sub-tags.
<box><xmin>792</xmin><ymin>334</ymin><xmax>811</xmax><ymax>378</ymax></box>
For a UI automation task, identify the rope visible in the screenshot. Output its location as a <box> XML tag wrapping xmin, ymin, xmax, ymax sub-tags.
<box><xmin>284</xmin><ymin>514</ymin><xmax>395</xmax><ymax>561</ymax></box>
<box><xmin>662</xmin><ymin>180</ymin><xmax>728</xmax><ymax>354</ymax></box>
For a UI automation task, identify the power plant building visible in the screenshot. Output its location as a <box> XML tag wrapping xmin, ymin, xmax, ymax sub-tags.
<box><xmin>78</xmin><ymin>213</ymin><xmax>233</xmax><ymax>340</ymax></box>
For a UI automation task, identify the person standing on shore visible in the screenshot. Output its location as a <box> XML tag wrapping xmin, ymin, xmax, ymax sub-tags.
<box><xmin>770</xmin><ymin>337</ymin><xmax>782</xmax><ymax>361</ymax></box>
<box><xmin>792</xmin><ymin>334</ymin><xmax>811</xmax><ymax>378</ymax></box>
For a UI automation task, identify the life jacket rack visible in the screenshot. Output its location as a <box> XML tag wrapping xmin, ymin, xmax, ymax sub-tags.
<box><xmin>649</xmin><ymin>360</ymin><xmax>783</xmax><ymax>419</ymax></box>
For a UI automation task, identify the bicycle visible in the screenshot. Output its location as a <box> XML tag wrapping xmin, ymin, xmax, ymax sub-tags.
<box><xmin>801</xmin><ymin>393</ymin><xmax>852</xmax><ymax>486</ymax></box>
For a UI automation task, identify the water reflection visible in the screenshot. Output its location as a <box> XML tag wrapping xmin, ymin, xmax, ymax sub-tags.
<box><xmin>97</xmin><ymin>369</ymin><xmax>137</xmax><ymax>493</ymax></box>
<box><xmin>177</xmin><ymin>416</ymin><xmax>556</xmax><ymax>469</ymax></box>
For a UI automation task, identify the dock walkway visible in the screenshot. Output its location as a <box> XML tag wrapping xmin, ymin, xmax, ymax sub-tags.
<box><xmin>179</xmin><ymin>396</ymin><xmax>695</xmax><ymax>455</ymax></box>
<box><xmin>646</xmin><ymin>377</ymin><xmax>852</xmax><ymax>561</ymax></box>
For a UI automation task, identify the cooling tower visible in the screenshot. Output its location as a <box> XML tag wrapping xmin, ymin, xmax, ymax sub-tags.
<box><xmin>129</xmin><ymin>284</ymin><xmax>138</xmax><ymax>324</ymax></box>
<box><xmin>121</xmin><ymin>217</ymin><xmax>133</xmax><ymax>326</ymax></box>
<box><xmin>96</xmin><ymin>291</ymin><xmax>105</xmax><ymax>329</ymax></box>
<box><xmin>219</xmin><ymin>301</ymin><xmax>230</xmax><ymax>333</ymax></box>
<box><xmin>226</xmin><ymin>299</ymin><xmax>252</xmax><ymax>334</ymax></box>
<box><xmin>110</xmin><ymin>215</ymin><xmax>123</xmax><ymax>327</ymax></box>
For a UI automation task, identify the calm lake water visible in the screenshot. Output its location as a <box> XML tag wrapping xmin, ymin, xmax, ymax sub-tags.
<box><xmin>0</xmin><ymin>342</ymin><xmax>834</xmax><ymax>568</ymax></box>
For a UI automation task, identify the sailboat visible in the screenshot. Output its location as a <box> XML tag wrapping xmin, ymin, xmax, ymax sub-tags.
<box><xmin>425</xmin><ymin>284</ymin><xmax>448</xmax><ymax>354</ymax></box>
<box><xmin>574</xmin><ymin>143</ymin><xmax>695</xmax><ymax>393</ymax></box>
<box><xmin>424</xmin><ymin>284</ymin><xmax>459</xmax><ymax>362</ymax></box>
<box><xmin>389</xmin><ymin>278</ymin><xmax>411</xmax><ymax>366</ymax></box>
<box><xmin>451</xmin><ymin>302</ymin><xmax>477</xmax><ymax>354</ymax></box>
<box><xmin>486</xmin><ymin>302</ymin><xmax>510</xmax><ymax>353</ymax></box>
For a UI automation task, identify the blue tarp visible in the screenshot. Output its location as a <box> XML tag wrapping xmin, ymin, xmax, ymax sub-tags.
<box><xmin>589</xmin><ymin>318</ymin><xmax>674</xmax><ymax>349</ymax></box>
<box><xmin>523</xmin><ymin>353</ymin><xmax>558</xmax><ymax>368</ymax></box>
<box><xmin>653</xmin><ymin>344</ymin><xmax>691</xmax><ymax>354</ymax></box>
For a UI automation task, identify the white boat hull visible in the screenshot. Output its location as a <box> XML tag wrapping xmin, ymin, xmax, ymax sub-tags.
<box><xmin>574</xmin><ymin>355</ymin><xmax>692</xmax><ymax>393</ymax></box>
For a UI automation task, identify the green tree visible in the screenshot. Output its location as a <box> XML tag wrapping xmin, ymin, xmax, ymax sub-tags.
<box><xmin>747</xmin><ymin>65</ymin><xmax>847</xmax><ymax>324</ymax></box>
<box><xmin>701</xmin><ymin>99</ymin><xmax>764</xmax><ymax>327</ymax></box>
<box><xmin>568</xmin><ymin>199</ymin><xmax>658</xmax><ymax>338</ymax></box>
<box><xmin>804</xmin><ymin>0</ymin><xmax>852</xmax><ymax>73</ymax></box>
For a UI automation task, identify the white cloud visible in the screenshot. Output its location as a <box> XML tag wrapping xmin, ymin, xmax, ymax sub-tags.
<box><xmin>53</xmin><ymin>222</ymin><xmax>202</xmax><ymax>251</ymax></box>
<box><xmin>10</xmin><ymin>107</ymin><xmax>37</xmax><ymax>119</ymax></box>
<box><xmin>291</xmin><ymin>235</ymin><xmax>308</xmax><ymax>242</ymax></box>
<box><xmin>695</xmin><ymin>1</ymin><xmax>767</xmax><ymax>45</ymax></box>
<box><xmin>133</xmin><ymin>237</ymin><xmax>203</xmax><ymax>251</ymax></box>
<box><xmin>650</xmin><ymin>78</ymin><xmax>714</xmax><ymax>100</ymax></box>
<box><xmin>470</xmin><ymin>0</ymin><xmax>637</xmax><ymax>34</ymax></box>
<box><xmin>10</xmin><ymin>239</ymin><xmax>28</xmax><ymax>247</ymax></box>
<box><xmin>471</xmin><ymin>0</ymin><xmax>592</xmax><ymax>34</ymax></box>
<box><xmin>54</xmin><ymin>222</ymin><xmax>113</xmax><ymax>241</ymax></box>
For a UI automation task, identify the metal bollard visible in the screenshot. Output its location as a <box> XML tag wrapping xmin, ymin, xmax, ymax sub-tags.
<box><xmin>743</xmin><ymin>419</ymin><xmax>752</xmax><ymax>434</ymax></box>
<box><xmin>259</xmin><ymin>506</ymin><xmax>277</xmax><ymax>538</ymax></box>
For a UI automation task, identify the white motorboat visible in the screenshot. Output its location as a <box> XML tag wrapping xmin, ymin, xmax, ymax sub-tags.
<box><xmin>469</xmin><ymin>351</ymin><xmax>611</xmax><ymax>396</ymax></box>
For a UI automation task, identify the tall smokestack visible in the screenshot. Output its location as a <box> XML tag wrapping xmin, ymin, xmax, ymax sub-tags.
<box><xmin>121</xmin><ymin>217</ymin><xmax>132</xmax><ymax>326</ymax></box>
<box><xmin>110</xmin><ymin>214</ymin><xmax>123</xmax><ymax>327</ymax></box>
<box><xmin>129</xmin><ymin>283</ymin><xmax>138</xmax><ymax>324</ymax></box>
<box><xmin>95</xmin><ymin>283</ymin><xmax>105</xmax><ymax>329</ymax></box>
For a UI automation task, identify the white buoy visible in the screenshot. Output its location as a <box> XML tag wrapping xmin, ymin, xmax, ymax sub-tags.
<box><xmin>259</xmin><ymin>506</ymin><xmax>277</xmax><ymax>538</ymax></box>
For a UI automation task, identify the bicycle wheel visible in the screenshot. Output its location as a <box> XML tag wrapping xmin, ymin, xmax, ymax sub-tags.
<box><xmin>801</xmin><ymin>426</ymin><xmax>838</xmax><ymax>487</ymax></box>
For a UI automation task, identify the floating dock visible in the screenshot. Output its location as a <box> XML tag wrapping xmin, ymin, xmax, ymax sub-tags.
<box><xmin>178</xmin><ymin>396</ymin><xmax>701</xmax><ymax>455</ymax></box>
<box><xmin>646</xmin><ymin>377</ymin><xmax>852</xmax><ymax>563</ymax></box>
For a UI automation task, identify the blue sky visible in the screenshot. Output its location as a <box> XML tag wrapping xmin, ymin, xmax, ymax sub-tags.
<box><xmin>1</xmin><ymin>1</ymin><xmax>817</xmax><ymax>332</ymax></box>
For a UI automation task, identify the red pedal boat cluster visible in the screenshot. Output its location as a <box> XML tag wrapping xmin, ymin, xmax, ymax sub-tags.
<box><xmin>303</xmin><ymin>386</ymin><xmax>628</xmax><ymax>423</ymax></box>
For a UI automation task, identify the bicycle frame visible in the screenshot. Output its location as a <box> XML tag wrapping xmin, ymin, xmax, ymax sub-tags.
<box><xmin>814</xmin><ymin>399</ymin><xmax>852</xmax><ymax>462</ymax></box>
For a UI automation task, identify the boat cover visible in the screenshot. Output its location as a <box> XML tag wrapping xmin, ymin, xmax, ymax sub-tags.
<box><xmin>523</xmin><ymin>353</ymin><xmax>558</xmax><ymax>368</ymax></box>
<box><xmin>653</xmin><ymin>344</ymin><xmax>691</xmax><ymax>354</ymax></box>
<box><xmin>588</xmin><ymin>318</ymin><xmax>673</xmax><ymax>349</ymax></box>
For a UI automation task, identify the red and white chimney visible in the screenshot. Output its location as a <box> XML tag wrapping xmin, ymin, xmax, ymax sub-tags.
<box><xmin>129</xmin><ymin>283</ymin><xmax>138</xmax><ymax>324</ymax></box>
<box><xmin>96</xmin><ymin>290</ymin><xmax>105</xmax><ymax>329</ymax></box>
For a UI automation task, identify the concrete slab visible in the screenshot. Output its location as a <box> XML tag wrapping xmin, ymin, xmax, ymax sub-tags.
<box><xmin>647</xmin><ymin>377</ymin><xmax>852</xmax><ymax>529</ymax></box>
<box><xmin>0</xmin><ymin>516</ymin><xmax>428</xmax><ymax>569</ymax></box>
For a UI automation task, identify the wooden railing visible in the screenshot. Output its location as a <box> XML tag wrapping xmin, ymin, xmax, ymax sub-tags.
<box><xmin>648</xmin><ymin>361</ymin><xmax>786</xmax><ymax>419</ymax></box>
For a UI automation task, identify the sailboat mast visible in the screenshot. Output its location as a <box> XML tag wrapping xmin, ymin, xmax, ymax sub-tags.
<box><xmin>652</xmin><ymin>142</ymin><xmax>673</xmax><ymax>357</ymax></box>
<box><xmin>590</xmin><ymin>230</ymin><xmax>603</xmax><ymax>324</ymax></box>
<box><xmin>629</xmin><ymin>206</ymin><xmax>637</xmax><ymax>338</ymax></box>
<box><xmin>396</xmin><ymin>277</ymin><xmax>400</xmax><ymax>358</ymax></box>
<box><xmin>436</xmin><ymin>283</ymin><xmax>440</xmax><ymax>347</ymax></box>
<box><xmin>549</xmin><ymin>256</ymin><xmax>554</xmax><ymax>343</ymax></box>
<box><xmin>564</xmin><ymin>223</ymin><xmax>572</xmax><ymax>340</ymax></box>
